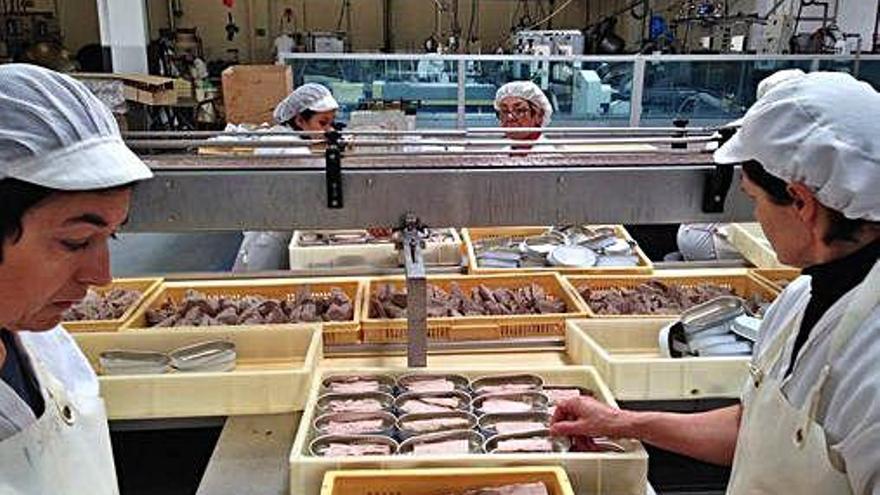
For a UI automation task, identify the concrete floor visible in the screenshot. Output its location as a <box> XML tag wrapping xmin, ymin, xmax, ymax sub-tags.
<box><xmin>110</xmin><ymin>233</ymin><xmax>243</xmax><ymax>276</ymax></box>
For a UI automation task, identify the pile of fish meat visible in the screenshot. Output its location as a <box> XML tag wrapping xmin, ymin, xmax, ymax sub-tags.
<box><xmin>323</xmin><ymin>419</ymin><xmax>385</xmax><ymax>435</ymax></box>
<box><xmin>62</xmin><ymin>288</ymin><xmax>142</xmax><ymax>321</ymax></box>
<box><xmin>578</xmin><ymin>280</ymin><xmax>738</xmax><ymax>315</ymax></box>
<box><xmin>399</xmin><ymin>396</ymin><xmax>463</xmax><ymax>414</ymax></box>
<box><xmin>494</xmin><ymin>437</ymin><xmax>554</xmax><ymax>453</ymax></box>
<box><xmin>413</xmin><ymin>438</ymin><xmax>470</xmax><ymax>455</ymax></box>
<box><xmin>369</xmin><ymin>282</ymin><xmax>567</xmax><ymax>319</ymax></box>
<box><xmin>325</xmin><ymin>398</ymin><xmax>384</xmax><ymax>414</ymax></box>
<box><xmin>400</xmin><ymin>417</ymin><xmax>471</xmax><ymax>434</ymax></box>
<box><xmin>326</xmin><ymin>378</ymin><xmax>385</xmax><ymax>394</ymax></box>
<box><xmin>321</xmin><ymin>443</ymin><xmax>392</xmax><ymax>456</ymax></box>
<box><xmin>144</xmin><ymin>288</ymin><xmax>353</xmax><ymax>327</ymax></box>
<box><xmin>460</xmin><ymin>482</ymin><xmax>549</xmax><ymax>495</ymax></box>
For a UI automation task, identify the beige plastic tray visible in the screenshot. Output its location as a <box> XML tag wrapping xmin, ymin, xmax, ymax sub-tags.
<box><xmin>750</xmin><ymin>268</ymin><xmax>802</xmax><ymax>291</ymax></box>
<box><xmin>463</xmin><ymin>225</ymin><xmax>653</xmax><ymax>275</ymax></box>
<box><xmin>74</xmin><ymin>324</ymin><xmax>322</xmax><ymax>419</ymax></box>
<box><xmin>290</xmin><ymin>365</ymin><xmax>648</xmax><ymax>495</ymax></box>
<box><xmin>727</xmin><ymin>223</ymin><xmax>794</xmax><ymax>269</ymax></box>
<box><xmin>567</xmin><ymin>319</ymin><xmax>750</xmax><ymax>400</ymax></box>
<box><xmin>123</xmin><ymin>278</ymin><xmax>364</xmax><ymax>345</ymax></box>
<box><xmin>289</xmin><ymin>229</ymin><xmax>462</xmax><ymax>270</ymax></box>
<box><xmin>361</xmin><ymin>273</ymin><xmax>588</xmax><ymax>343</ymax></box>
<box><xmin>62</xmin><ymin>278</ymin><xmax>163</xmax><ymax>333</ymax></box>
<box><xmin>320</xmin><ymin>466</ymin><xmax>575</xmax><ymax>495</ymax></box>
<box><xmin>566</xmin><ymin>271</ymin><xmax>780</xmax><ymax>318</ymax></box>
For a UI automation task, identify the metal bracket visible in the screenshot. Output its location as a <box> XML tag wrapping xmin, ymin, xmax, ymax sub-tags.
<box><xmin>702</xmin><ymin>126</ymin><xmax>737</xmax><ymax>213</ymax></box>
<box><xmin>394</xmin><ymin>213</ymin><xmax>428</xmax><ymax>368</ymax></box>
<box><xmin>324</xmin><ymin>125</ymin><xmax>346</xmax><ymax>208</ymax></box>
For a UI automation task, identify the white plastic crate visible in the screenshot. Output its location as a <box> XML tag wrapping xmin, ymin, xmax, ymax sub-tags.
<box><xmin>289</xmin><ymin>229</ymin><xmax>462</xmax><ymax>270</ymax></box>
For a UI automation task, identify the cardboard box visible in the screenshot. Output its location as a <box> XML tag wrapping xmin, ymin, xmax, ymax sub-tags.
<box><xmin>222</xmin><ymin>65</ymin><xmax>293</xmax><ymax>125</ymax></box>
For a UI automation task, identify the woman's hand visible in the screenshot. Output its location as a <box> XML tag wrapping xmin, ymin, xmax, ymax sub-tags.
<box><xmin>550</xmin><ymin>396</ymin><xmax>633</xmax><ymax>439</ymax></box>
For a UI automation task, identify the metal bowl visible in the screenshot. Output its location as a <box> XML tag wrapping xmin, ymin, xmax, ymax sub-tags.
<box><xmin>321</xmin><ymin>373</ymin><xmax>396</xmax><ymax>395</ymax></box>
<box><xmin>313</xmin><ymin>411</ymin><xmax>396</xmax><ymax>437</ymax></box>
<box><xmin>477</xmin><ymin>412</ymin><xmax>551</xmax><ymax>438</ymax></box>
<box><xmin>483</xmin><ymin>428</ymin><xmax>570</xmax><ymax>454</ymax></box>
<box><xmin>396</xmin><ymin>373</ymin><xmax>470</xmax><ymax>394</ymax></box>
<box><xmin>397</xmin><ymin>411</ymin><xmax>478</xmax><ymax>439</ymax></box>
<box><xmin>308</xmin><ymin>434</ymin><xmax>399</xmax><ymax>457</ymax></box>
<box><xmin>394</xmin><ymin>390</ymin><xmax>472</xmax><ymax>415</ymax></box>
<box><xmin>398</xmin><ymin>429</ymin><xmax>485</xmax><ymax>455</ymax></box>
<box><xmin>316</xmin><ymin>391</ymin><xmax>395</xmax><ymax>415</ymax></box>
<box><xmin>471</xmin><ymin>373</ymin><xmax>544</xmax><ymax>397</ymax></box>
<box><xmin>471</xmin><ymin>392</ymin><xmax>549</xmax><ymax>416</ymax></box>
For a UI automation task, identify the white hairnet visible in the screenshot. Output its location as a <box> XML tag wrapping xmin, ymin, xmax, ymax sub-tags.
<box><xmin>715</xmin><ymin>71</ymin><xmax>880</xmax><ymax>221</ymax></box>
<box><xmin>0</xmin><ymin>64</ymin><xmax>152</xmax><ymax>191</ymax></box>
<box><xmin>755</xmin><ymin>68</ymin><xmax>804</xmax><ymax>100</ymax></box>
<box><xmin>273</xmin><ymin>83</ymin><xmax>339</xmax><ymax>125</ymax></box>
<box><xmin>494</xmin><ymin>81</ymin><xmax>553</xmax><ymax>127</ymax></box>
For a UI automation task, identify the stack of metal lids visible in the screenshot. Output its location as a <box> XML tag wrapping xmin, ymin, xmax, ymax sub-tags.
<box><xmin>659</xmin><ymin>297</ymin><xmax>759</xmax><ymax>358</ymax></box>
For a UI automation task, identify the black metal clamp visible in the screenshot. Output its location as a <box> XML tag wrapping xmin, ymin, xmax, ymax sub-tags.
<box><xmin>324</xmin><ymin>123</ymin><xmax>347</xmax><ymax>209</ymax></box>
<box><xmin>702</xmin><ymin>126</ymin><xmax>738</xmax><ymax>213</ymax></box>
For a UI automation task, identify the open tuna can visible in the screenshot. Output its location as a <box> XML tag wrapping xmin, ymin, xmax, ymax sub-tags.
<box><xmin>483</xmin><ymin>429</ymin><xmax>570</xmax><ymax>454</ymax></box>
<box><xmin>398</xmin><ymin>429</ymin><xmax>485</xmax><ymax>456</ymax></box>
<box><xmin>396</xmin><ymin>373</ymin><xmax>470</xmax><ymax>394</ymax></box>
<box><xmin>168</xmin><ymin>340</ymin><xmax>236</xmax><ymax>372</ymax></box>
<box><xmin>316</xmin><ymin>391</ymin><xmax>395</xmax><ymax>415</ymax></box>
<box><xmin>395</xmin><ymin>390</ymin><xmax>472</xmax><ymax>415</ymax></box>
<box><xmin>471</xmin><ymin>373</ymin><xmax>544</xmax><ymax>396</ymax></box>
<box><xmin>309</xmin><ymin>434</ymin><xmax>399</xmax><ymax>457</ymax></box>
<box><xmin>478</xmin><ymin>412</ymin><xmax>551</xmax><ymax>437</ymax></box>
<box><xmin>542</xmin><ymin>386</ymin><xmax>594</xmax><ymax>406</ymax></box>
<box><xmin>472</xmin><ymin>392</ymin><xmax>549</xmax><ymax>416</ymax></box>
<box><xmin>99</xmin><ymin>350</ymin><xmax>171</xmax><ymax>375</ymax></box>
<box><xmin>397</xmin><ymin>411</ymin><xmax>478</xmax><ymax>439</ymax></box>
<box><xmin>321</xmin><ymin>373</ymin><xmax>396</xmax><ymax>394</ymax></box>
<box><xmin>312</xmin><ymin>411</ymin><xmax>396</xmax><ymax>437</ymax></box>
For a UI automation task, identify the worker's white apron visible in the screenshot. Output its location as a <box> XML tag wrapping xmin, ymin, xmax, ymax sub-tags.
<box><xmin>0</xmin><ymin>343</ymin><xmax>118</xmax><ymax>494</ymax></box>
<box><xmin>727</xmin><ymin>260</ymin><xmax>879</xmax><ymax>494</ymax></box>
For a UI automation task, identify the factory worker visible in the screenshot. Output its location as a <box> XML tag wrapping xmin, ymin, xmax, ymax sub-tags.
<box><xmin>0</xmin><ymin>64</ymin><xmax>153</xmax><ymax>493</ymax></box>
<box><xmin>232</xmin><ymin>83</ymin><xmax>339</xmax><ymax>272</ymax></box>
<box><xmin>551</xmin><ymin>71</ymin><xmax>880</xmax><ymax>494</ymax></box>
<box><xmin>494</xmin><ymin>81</ymin><xmax>556</xmax><ymax>151</ymax></box>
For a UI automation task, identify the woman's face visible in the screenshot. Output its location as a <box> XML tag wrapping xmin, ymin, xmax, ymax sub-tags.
<box><xmin>295</xmin><ymin>110</ymin><xmax>337</xmax><ymax>136</ymax></box>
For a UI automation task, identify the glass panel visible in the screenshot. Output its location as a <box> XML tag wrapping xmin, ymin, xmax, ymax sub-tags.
<box><xmin>857</xmin><ymin>60</ymin><xmax>880</xmax><ymax>91</ymax></box>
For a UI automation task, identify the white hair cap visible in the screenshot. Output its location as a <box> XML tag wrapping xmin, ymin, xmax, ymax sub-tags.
<box><xmin>494</xmin><ymin>81</ymin><xmax>553</xmax><ymax>127</ymax></box>
<box><xmin>273</xmin><ymin>83</ymin><xmax>339</xmax><ymax>125</ymax></box>
<box><xmin>0</xmin><ymin>64</ymin><xmax>152</xmax><ymax>190</ymax></box>
<box><xmin>715</xmin><ymin>71</ymin><xmax>880</xmax><ymax>221</ymax></box>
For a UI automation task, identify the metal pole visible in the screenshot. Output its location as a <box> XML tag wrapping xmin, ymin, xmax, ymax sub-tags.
<box><xmin>402</xmin><ymin>226</ymin><xmax>428</xmax><ymax>368</ymax></box>
<box><xmin>630</xmin><ymin>55</ymin><xmax>646</xmax><ymax>127</ymax></box>
<box><xmin>457</xmin><ymin>58</ymin><xmax>467</xmax><ymax>129</ymax></box>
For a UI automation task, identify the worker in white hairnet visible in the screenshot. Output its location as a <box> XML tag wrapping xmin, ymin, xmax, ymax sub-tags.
<box><xmin>551</xmin><ymin>71</ymin><xmax>880</xmax><ymax>494</ymax></box>
<box><xmin>675</xmin><ymin>69</ymin><xmax>807</xmax><ymax>261</ymax></box>
<box><xmin>0</xmin><ymin>64</ymin><xmax>153</xmax><ymax>493</ymax></box>
<box><xmin>232</xmin><ymin>83</ymin><xmax>340</xmax><ymax>272</ymax></box>
<box><xmin>493</xmin><ymin>81</ymin><xmax>556</xmax><ymax>151</ymax></box>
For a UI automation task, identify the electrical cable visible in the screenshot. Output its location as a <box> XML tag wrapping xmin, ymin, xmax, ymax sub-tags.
<box><xmin>524</xmin><ymin>0</ymin><xmax>574</xmax><ymax>30</ymax></box>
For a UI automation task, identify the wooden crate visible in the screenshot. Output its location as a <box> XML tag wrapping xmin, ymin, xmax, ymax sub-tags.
<box><xmin>123</xmin><ymin>278</ymin><xmax>364</xmax><ymax>345</ymax></box>
<box><xmin>291</xmin><ymin>366</ymin><xmax>648</xmax><ymax>495</ymax></box>
<box><xmin>463</xmin><ymin>226</ymin><xmax>653</xmax><ymax>275</ymax></box>
<box><xmin>361</xmin><ymin>273</ymin><xmax>588</xmax><ymax>343</ymax></box>
<box><xmin>750</xmin><ymin>268</ymin><xmax>802</xmax><ymax>291</ymax></box>
<box><xmin>62</xmin><ymin>278</ymin><xmax>163</xmax><ymax>333</ymax></box>
<box><xmin>320</xmin><ymin>467</ymin><xmax>575</xmax><ymax>495</ymax></box>
<box><xmin>566</xmin><ymin>272</ymin><xmax>780</xmax><ymax>318</ymax></box>
<box><xmin>74</xmin><ymin>324</ymin><xmax>322</xmax><ymax>419</ymax></box>
<box><xmin>567</xmin><ymin>319</ymin><xmax>750</xmax><ymax>400</ymax></box>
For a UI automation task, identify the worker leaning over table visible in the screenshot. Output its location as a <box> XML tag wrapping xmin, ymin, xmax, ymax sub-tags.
<box><xmin>551</xmin><ymin>70</ymin><xmax>880</xmax><ymax>494</ymax></box>
<box><xmin>233</xmin><ymin>83</ymin><xmax>340</xmax><ymax>272</ymax></box>
<box><xmin>0</xmin><ymin>64</ymin><xmax>154</xmax><ymax>493</ymax></box>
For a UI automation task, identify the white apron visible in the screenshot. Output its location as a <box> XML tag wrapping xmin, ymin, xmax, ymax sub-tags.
<box><xmin>727</xmin><ymin>260</ymin><xmax>880</xmax><ymax>494</ymax></box>
<box><xmin>0</xmin><ymin>338</ymin><xmax>118</xmax><ymax>495</ymax></box>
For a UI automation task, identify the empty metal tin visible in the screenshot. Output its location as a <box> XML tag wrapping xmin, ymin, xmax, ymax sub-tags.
<box><xmin>471</xmin><ymin>373</ymin><xmax>544</xmax><ymax>396</ymax></box>
<box><xmin>478</xmin><ymin>412</ymin><xmax>551</xmax><ymax>437</ymax></box>
<box><xmin>547</xmin><ymin>245</ymin><xmax>597</xmax><ymax>267</ymax></box>
<box><xmin>321</xmin><ymin>374</ymin><xmax>396</xmax><ymax>394</ymax></box>
<box><xmin>472</xmin><ymin>392</ymin><xmax>549</xmax><ymax>416</ymax></box>
<box><xmin>394</xmin><ymin>390</ymin><xmax>472</xmax><ymax>415</ymax></box>
<box><xmin>316</xmin><ymin>391</ymin><xmax>395</xmax><ymax>415</ymax></box>
<box><xmin>483</xmin><ymin>429</ymin><xmax>570</xmax><ymax>454</ymax></box>
<box><xmin>396</xmin><ymin>373</ymin><xmax>470</xmax><ymax>394</ymax></box>
<box><xmin>313</xmin><ymin>411</ymin><xmax>397</xmax><ymax>437</ymax></box>
<box><xmin>169</xmin><ymin>340</ymin><xmax>236</xmax><ymax>372</ymax></box>
<box><xmin>542</xmin><ymin>386</ymin><xmax>593</xmax><ymax>406</ymax></box>
<box><xmin>99</xmin><ymin>350</ymin><xmax>171</xmax><ymax>375</ymax></box>
<box><xmin>398</xmin><ymin>429</ymin><xmax>485</xmax><ymax>455</ymax></box>
<box><xmin>397</xmin><ymin>411</ymin><xmax>478</xmax><ymax>439</ymax></box>
<box><xmin>680</xmin><ymin>296</ymin><xmax>745</xmax><ymax>336</ymax></box>
<box><xmin>309</xmin><ymin>434</ymin><xmax>399</xmax><ymax>457</ymax></box>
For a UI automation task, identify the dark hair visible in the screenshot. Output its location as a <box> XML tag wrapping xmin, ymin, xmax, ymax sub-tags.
<box><xmin>742</xmin><ymin>160</ymin><xmax>873</xmax><ymax>244</ymax></box>
<box><xmin>0</xmin><ymin>178</ymin><xmax>133</xmax><ymax>263</ymax></box>
<box><xmin>286</xmin><ymin>109</ymin><xmax>317</xmax><ymax>130</ymax></box>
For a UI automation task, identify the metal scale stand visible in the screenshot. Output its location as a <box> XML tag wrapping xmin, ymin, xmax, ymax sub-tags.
<box><xmin>394</xmin><ymin>214</ymin><xmax>429</xmax><ymax>368</ymax></box>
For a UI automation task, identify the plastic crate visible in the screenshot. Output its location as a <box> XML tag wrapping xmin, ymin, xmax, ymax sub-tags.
<box><xmin>750</xmin><ymin>268</ymin><xmax>802</xmax><ymax>292</ymax></box>
<box><xmin>320</xmin><ymin>466</ymin><xmax>575</xmax><ymax>495</ymax></box>
<box><xmin>291</xmin><ymin>366</ymin><xmax>648</xmax><ymax>495</ymax></box>
<box><xmin>361</xmin><ymin>273</ymin><xmax>588</xmax><ymax>343</ymax></box>
<box><xmin>123</xmin><ymin>278</ymin><xmax>364</xmax><ymax>345</ymax></box>
<box><xmin>289</xmin><ymin>229</ymin><xmax>462</xmax><ymax>271</ymax></box>
<box><xmin>726</xmin><ymin>223</ymin><xmax>795</xmax><ymax>269</ymax></box>
<box><xmin>73</xmin><ymin>324</ymin><xmax>322</xmax><ymax>419</ymax></box>
<box><xmin>61</xmin><ymin>277</ymin><xmax>163</xmax><ymax>333</ymax></box>
<box><xmin>567</xmin><ymin>319</ymin><xmax>750</xmax><ymax>400</ymax></box>
<box><xmin>462</xmin><ymin>225</ymin><xmax>652</xmax><ymax>275</ymax></box>
<box><xmin>566</xmin><ymin>272</ymin><xmax>780</xmax><ymax>318</ymax></box>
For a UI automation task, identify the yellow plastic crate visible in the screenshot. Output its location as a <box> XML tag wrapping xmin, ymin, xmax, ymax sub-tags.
<box><xmin>566</xmin><ymin>272</ymin><xmax>780</xmax><ymax>318</ymax></box>
<box><xmin>320</xmin><ymin>466</ymin><xmax>575</xmax><ymax>495</ymax></box>
<box><xmin>567</xmin><ymin>319</ymin><xmax>750</xmax><ymax>400</ymax></box>
<box><xmin>73</xmin><ymin>324</ymin><xmax>322</xmax><ymax>419</ymax></box>
<box><xmin>291</xmin><ymin>365</ymin><xmax>648</xmax><ymax>495</ymax></box>
<box><xmin>463</xmin><ymin>225</ymin><xmax>653</xmax><ymax>275</ymax></box>
<box><xmin>61</xmin><ymin>277</ymin><xmax>163</xmax><ymax>333</ymax></box>
<box><xmin>123</xmin><ymin>277</ymin><xmax>364</xmax><ymax>345</ymax></box>
<box><xmin>361</xmin><ymin>273</ymin><xmax>588</xmax><ymax>343</ymax></box>
<box><xmin>750</xmin><ymin>268</ymin><xmax>802</xmax><ymax>292</ymax></box>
